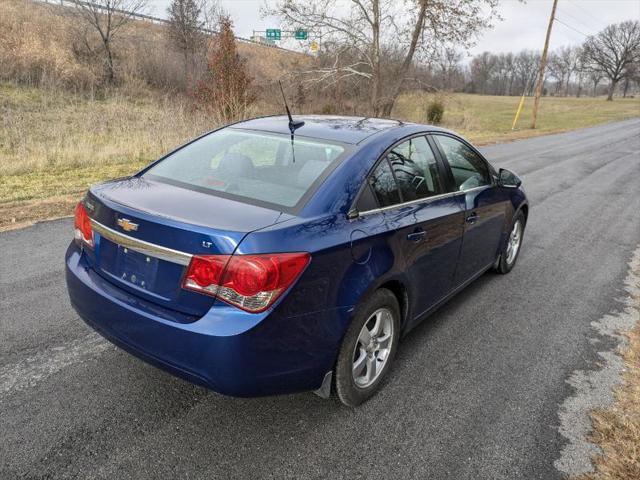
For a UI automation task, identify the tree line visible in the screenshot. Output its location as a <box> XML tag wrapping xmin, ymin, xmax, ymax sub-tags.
<box><xmin>462</xmin><ymin>22</ymin><xmax>640</xmax><ymax>101</ymax></box>
<box><xmin>3</xmin><ymin>0</ymin><xmax>638</xmax><ymax>122</ymax></box>
<box><xmin>270</xmin><ymin>1</ymin><xmax>639</xmax><ymax>116</ymax></box>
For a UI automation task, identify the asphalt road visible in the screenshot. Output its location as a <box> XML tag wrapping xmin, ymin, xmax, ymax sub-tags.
<box><xmin>1</xmin><ymin>119</ymin><xmax>639</xmax><ymax>479</ymax></box>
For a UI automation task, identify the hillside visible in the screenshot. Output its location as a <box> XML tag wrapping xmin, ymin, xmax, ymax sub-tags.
<box><xmin>0</xmin><ymin>0</ymin><xmax>309</xmax><ymax>92</ymax></box>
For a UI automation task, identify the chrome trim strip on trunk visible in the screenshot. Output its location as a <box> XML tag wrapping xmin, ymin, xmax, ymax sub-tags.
<box><xmin>90</xmin><ymin>219</ymin><xmax>193</xmax><ymax>266</ymax></box>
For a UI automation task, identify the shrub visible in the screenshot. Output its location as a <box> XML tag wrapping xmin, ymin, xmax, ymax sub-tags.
<box><xmin>321</xmin><ymin>102</ymin><xmax>336</xmax><ymax>114</ymax></box>
<box><xmin>426</xmin><ymin>98</ymin><xmax>445</xmax><ymax>124</ymax></box>
<box><xmin>194</xmin><ymin>16</ymin><xmax>256</xmax><ymax>123</ymax></box>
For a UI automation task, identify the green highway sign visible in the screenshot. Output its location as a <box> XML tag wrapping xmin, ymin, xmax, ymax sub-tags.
<box><xmin>294</xmin><ymin>29</ymin><xmax>308</xmax><ymax>40</ymax></box>
<box><xmin>266</xmin><ymin>28</ymin><xmax>281</xmax><ymax>40</ymax></box>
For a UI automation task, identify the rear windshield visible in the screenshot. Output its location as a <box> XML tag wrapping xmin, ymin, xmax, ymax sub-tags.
<box><xmin>143</xmin><ymin>129</ymin><xmax>347</xmax><ymax>209</ymax></box>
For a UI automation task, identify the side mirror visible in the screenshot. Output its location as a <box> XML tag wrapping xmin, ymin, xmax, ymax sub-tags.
<box><xmin>498</xmin><ymin>168</ymin><xmax>522</xmax><ymax>188</ymax></box>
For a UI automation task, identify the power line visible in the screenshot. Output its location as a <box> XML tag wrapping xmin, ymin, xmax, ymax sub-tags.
<box><xmin>554</xmin><ymin>16</ymin><xmax>590</xmax><ymax>38</ymax></box>
<box><xmin>556</xmin><ymin>6</ymin><xmax>599</xmax><ymax>34</ymax></box>
<box><xmin>565</xmin><ymin>0</ymin><xmax>609</xmax><ymax>31</ymax></box>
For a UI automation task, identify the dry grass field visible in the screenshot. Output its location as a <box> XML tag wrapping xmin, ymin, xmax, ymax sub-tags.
<box><xmin>0</xmin><ymin>84</ymin><xmax>213</xmax><ymax>199</ymax></box>
<box><xmin>396</xmin><ymin>92</ymin><xmax>640</xmax><ymax>144</ymax></box>
<box><xmin>1</xmin><ymin>82</ymin><xmax>639</xmax><ymax>229</ymax></box>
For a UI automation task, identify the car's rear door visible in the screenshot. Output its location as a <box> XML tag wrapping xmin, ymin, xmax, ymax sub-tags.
<box><xmin>364</xmin><ymin>135</ymin><xmax>466</xmax><ymax>320</ymax></box>
<box><xmin>430</xmin><ymin>134</ymin><xmax>506</xmax><ymax>286</ymax></box>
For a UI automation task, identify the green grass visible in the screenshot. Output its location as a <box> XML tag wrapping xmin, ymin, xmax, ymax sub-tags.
<box><xmin>1</xmin><ymin>83</ymin><xmax>639</xmax><ymax>228</ymax></box>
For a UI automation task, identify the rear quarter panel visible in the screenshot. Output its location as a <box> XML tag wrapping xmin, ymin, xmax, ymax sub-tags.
<box><xmin>232</xmin><ymin>212</ymin><xmax>407</xmax><ymax>384</ymax></box>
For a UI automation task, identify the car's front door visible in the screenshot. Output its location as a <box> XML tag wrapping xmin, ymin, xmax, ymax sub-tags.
<box><xmin>366</xmin><ymin>135</ymin><xmax>466</xmax><ymax>321</ymax></box>
<box><xmin>431</xmin><ymin>134</ymin><xmax>506</xmax><ymax>286</ymax></box>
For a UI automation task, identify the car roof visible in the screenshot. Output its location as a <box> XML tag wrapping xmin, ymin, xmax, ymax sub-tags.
<box><xmin>232</xmin><ymin>115</ymin><xmax>447</xmax><ymax>145</ymax></box>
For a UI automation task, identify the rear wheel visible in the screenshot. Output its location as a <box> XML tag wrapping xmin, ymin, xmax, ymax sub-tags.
<box><xmin>334</xmin><ymin>288</ymin><xmax>400</xmax><ymax>407</ymax></box>
<box><xmin>495</xmin><ymin>211</ymin><xmax>525</xmax><ymax>274</ymax></box>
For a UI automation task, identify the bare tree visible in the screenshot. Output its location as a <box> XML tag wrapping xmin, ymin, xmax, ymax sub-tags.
<box><xmin>268</xmin><ymin>0</ymin><xmax>500</xmax><ymax>116</ymax></box>
<box><xmin>570</xmin><ymin>47</ymin><xmax>584</xmax><ymax>97</ymax></box>
<box><xmin>546</xmin><ymin>47</ymin><xmax>578</xmax><ymax>96</ymax></box>
<box><xmin>621</xmin><ymin>61</ymin><xmax>639</xmax><ymax>97</ymax></box>
<box><xmin>503</xmin><ymin>52</ymin><xmax>515</xmax><ymax>95</ymax></box>
<box><xmin>199</xmin><ymin>0</ymin><xmax>225</xmax><ymax>31</ymax></box>
<box><xmin>470</xmin><ymin>52</ymin><xmax>497</xmax><ymax>94</ymax></box>
<box><xmin>587</xmin><ymin>69</ymin><xmax>604</xmax><ymax>97</ymax></box>
<box><xmin>69</xmin><ymin>0</ymin><xmax>148</xmax><ymax>83</ymax></box>
<box><xmin>433</xmin><ymin>47</ymin><xmax>464</xmax><ymax>92</ymax></box>
<box><xmin>545</xmin><ymin>52</ymin><xmax>560</xmax><ymax>95</ymax></box>
<box><xmin>513</xmin><ymin>50</ymin><xmax>539</xmax><ymax>95</ymax></box>
<box><xmin>552</xmin><ymin>46</ymin><xmax>579</xmax><ymax>96</ymax></box>
<box><xmin>582</xmin><ymin>20</ymin><xmax>640</xmax><ymax>100</ymax></box>
<box><xmin>166</xmin><ymin>0</ymin><xmax>204</xmax><ymax>79</ymax></box>
<box><xmin>567</xmin><ymin>47</ymin><xmax>582</xmax><ymax>95</ymax></box>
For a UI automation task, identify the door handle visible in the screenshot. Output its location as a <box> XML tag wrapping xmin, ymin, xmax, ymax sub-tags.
<box><xmin>465</xmin><ymin>212</ymin><xmax>478</xmax><ymax>224</ymax></box>
<box><xmin>407</xmin><ymin>229</ymin><xmax>426</xmax><ymax>242</ymax></box>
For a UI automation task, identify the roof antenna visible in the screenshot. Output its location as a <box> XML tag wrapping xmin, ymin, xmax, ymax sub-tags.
<box><xmin>278</xmin><ymin>80</ymin><xmax>304</xmax><ymax>163</ymax></box>
<box><xmin>278</xmin><ymin>80</ymin><xmax>305</xmax><ymax>134</ymax></box>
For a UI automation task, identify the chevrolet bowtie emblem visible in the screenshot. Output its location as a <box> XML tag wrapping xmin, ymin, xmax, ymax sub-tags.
<box><xmin>117</xmin><ymin>218</ymin><xmax>139</xmax><ymax>232</ymax></box>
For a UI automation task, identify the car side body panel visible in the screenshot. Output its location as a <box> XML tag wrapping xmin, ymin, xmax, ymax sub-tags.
<box><xmin>377</xmin><ymin>195</ymin><xmax>466</xmax><ymax>321</ymax></box>
<box><xmin>454</xmin><ymin>186</ymin><xmax>508</xmax><ymax>285</ymax></box>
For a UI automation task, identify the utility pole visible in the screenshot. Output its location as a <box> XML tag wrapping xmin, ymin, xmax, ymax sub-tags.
<box><xmin>530</xmin><ymin>0</ymin><xmax>558</xmax><ymax>129</ymax></box>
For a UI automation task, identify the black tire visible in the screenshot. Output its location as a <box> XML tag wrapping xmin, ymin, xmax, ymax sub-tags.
<box><xmin>334</xmin><ymin>288</ymin><xmax>401</xmax><ymax>407</ymax></box>
<box><xmin>495</xmin><ymin>210</ymin><xmax>526</xmax><ymax>274</ymax></box>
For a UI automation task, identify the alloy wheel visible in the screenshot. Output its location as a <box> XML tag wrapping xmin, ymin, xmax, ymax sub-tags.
<box><xmin>506</xmin><ymin>219</ymin><xmax>523</xmax><ymax>265</ymax></box>
<box><xmin>352</xmin><ymin>308</ymin><xmax>394</xmax><ymax>388</ymax></box>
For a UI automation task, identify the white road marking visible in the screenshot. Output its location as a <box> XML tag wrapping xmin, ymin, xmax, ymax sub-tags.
<box><xmin>554</xmin><ymin>245</ymin><xmax>640</xmax><ymax>476</ymax></box>
<box><xmin>0</xmin><ymin>332</ymin><xmax>112</xmax><ymax>395</ymax></box>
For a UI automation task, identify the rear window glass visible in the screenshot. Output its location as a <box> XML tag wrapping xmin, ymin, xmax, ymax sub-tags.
<box><xmin>143</xmin><ymin>129</ymin><xmax>346</xmax><ymax>209</ymax></box>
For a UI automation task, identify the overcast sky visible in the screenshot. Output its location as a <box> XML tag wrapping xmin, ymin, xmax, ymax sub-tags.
<box><xmin>147</xmin><ymin>0</ymin><xmax>640</xmax><ymax>57</ymax></box>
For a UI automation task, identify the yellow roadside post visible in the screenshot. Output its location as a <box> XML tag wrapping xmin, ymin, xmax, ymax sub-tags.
<box><xmin>511</xmin><ymin>94</ymin><xmax>526</xmax><ymax>130</ymax></box>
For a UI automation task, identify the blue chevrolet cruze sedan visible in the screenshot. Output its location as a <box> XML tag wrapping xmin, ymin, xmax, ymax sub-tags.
<box><xmin>66</xmin><ymin>115</ymin><xmax>528</xmax><ymax>406</ymax></box>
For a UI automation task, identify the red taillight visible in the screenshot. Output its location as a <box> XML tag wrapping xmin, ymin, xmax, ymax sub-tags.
<box><xmin>186</xmin><ymin>255</ymin><xmax>228</xmax><ymax>289</ymax></box>
<box><xmin>182</xmin><ymin>253</ymin><xmax>310</xmax><ymax>313</ymax></box>
<box><xmin>74</xmin><ymin>202</ymin><xmax>94</xmax><ymax>248</ymax></box>
<box><xmin>231</xmin><ymin>256</ymin><xmax>279</xmax><ymax>296</ymax></box>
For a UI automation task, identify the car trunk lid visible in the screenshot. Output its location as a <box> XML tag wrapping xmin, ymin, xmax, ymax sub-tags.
<box><xmin>83</xmin><ymin>177</ymin><xmax>292</xmax><ymax>318</ymax></box>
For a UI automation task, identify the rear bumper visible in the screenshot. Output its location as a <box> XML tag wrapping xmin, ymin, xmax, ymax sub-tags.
<box><xmin>65</xmin><ymin>244</ymin><xmax>351</xmax><ymax>397</ymax></box>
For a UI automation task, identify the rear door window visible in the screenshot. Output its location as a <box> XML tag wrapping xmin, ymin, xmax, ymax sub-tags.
<box><xmin>387</xmin><ymin>136</ymin><xmax>445</xmax><ymax>201</ymax></box>
<box><xmin>368</xmin><ymin>159</ymin><xmax>401</xmax><ymax>208</ymax></box>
